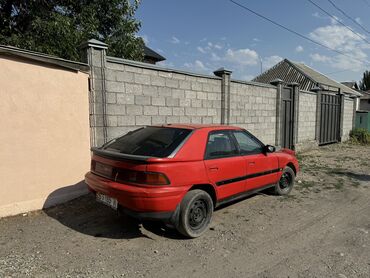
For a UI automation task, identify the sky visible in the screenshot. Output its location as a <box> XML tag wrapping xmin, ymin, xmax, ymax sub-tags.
<box><xmin>136</xmin><ymin>0</ymin><xmax>370</xmax><ymax>83</ymax></box>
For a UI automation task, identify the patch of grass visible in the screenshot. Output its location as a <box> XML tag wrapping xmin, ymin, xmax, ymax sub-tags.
<box><xmin>350</xmin><ymin>180</ymin><xmax>361</xmax><ymax>188</ymax></box>
<box><xmin>299</xmin><ymin>180</ymin><xmax>315</xmax><ymax>189</ymax></box>
<box><xmin>334</xmin><ymin>178</ymin><xmax>345</xmax><ymax>190</ymax></box>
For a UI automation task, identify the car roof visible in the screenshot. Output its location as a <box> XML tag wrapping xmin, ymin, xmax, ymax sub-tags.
<box><xmin>154</xmin><ymin>124</ymin><xmax>244</xmax><ymax>130</ymax></box>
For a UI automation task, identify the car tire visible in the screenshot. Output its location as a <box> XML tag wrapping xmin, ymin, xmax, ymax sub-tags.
<box><xmin>176</xmin><ymin>189</ymin><xmax>213</xmax><ymax>238</ymax></box>
<box><xmin>275</xmin><ymin>166</ymin><xmax>295</xmax><ymax>195</ymax></box>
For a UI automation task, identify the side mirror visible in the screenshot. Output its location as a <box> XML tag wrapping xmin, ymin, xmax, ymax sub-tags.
<box><xmin>264</xmin><ymin>145</ymin><xmax>276</xmax><ymax>153</ymax></box>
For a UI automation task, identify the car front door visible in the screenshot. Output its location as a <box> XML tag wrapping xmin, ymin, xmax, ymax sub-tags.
<box><xmin>203</xmin><ymin>130</ymin><xmax>246</xmax><ymax>200</ymax></box>
<box><xmin>231</xmin><ymin>130</ymin><xmax>279</xmax><ymax>191</ymax></box>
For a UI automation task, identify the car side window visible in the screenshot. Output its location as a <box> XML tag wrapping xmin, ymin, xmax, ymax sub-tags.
<box><xmin>205</xmin><ymin>131</ymin><xmax>238</xmax><ymax>159</ymax></box>
<box><xmin>232</xmin><ymin>131</ymin><xmax>263</xmax><ymax>155</ymax></box>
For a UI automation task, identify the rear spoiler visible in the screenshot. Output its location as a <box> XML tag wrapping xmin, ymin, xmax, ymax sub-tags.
<box><xmin>91</xmin><ymin>147</ymin><xmax>151</xmax><ymax>162</ymax></box>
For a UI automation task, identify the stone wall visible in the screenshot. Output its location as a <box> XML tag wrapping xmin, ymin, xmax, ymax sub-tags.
<box><xmin>230</xmin><ymin>81</ymin><xmax>277</xmax><ymax>145</ymax></box>
<box><xmin>104</xmin><ymin>59</ymin><xmax>222</xmax><ymax>141</ymax></box>
<box><xmin>82</xmin><ymin>39</ymin><xmax>356</xmax><ymax>151</ymax></box>
<box><xmin>343</xmin><ymin>98</ymin><xmax>354</xmax><ymax>140</ymax></box>
<box><xmin>298</xmin><ymin>91</ymin><xmax>317</xmax><ymax>143</ymax></box>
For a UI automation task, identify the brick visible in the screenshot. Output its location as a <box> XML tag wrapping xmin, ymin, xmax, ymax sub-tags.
<box><xmin>172</xmin><ymin>89</ymin><xmax>185</xmax><ymax>99</ymax></box>
<box><xmin>159</xmin><ymin>107</ymin><xmax>172</xmax><ymax>116</ymax></box>
<box><xmin>152</xmin><ymin>116</ymin><xmax>167</xmax><ymax>125</ymax></box>
<box><xmin>158</xmin><ymin>87</ymin><xmax>172</xmax><ymax>97</ymax></box>
<box><xmin>159</xmin><ymin>71</ymin><xmax>172</xmax><ymax>78</ymax></box>
<box><xmin>185</xmin><ymin>107</ymin><xmax>197</xmax><ymax>116</ymax></box>
<box><xmin>185</xmin><ymin>90</ymin><xmax>197</xmax><ymax>99</ymax></box>
<box><xmin>179</xmin><ymin>99</ymin><xmax>191</xmax><ymax>107</ymax></box>
<box><xmin>166</xmin><ymin>116</ymin><xmax>180</xmax><ymax>123</ymax></box>
<box><xmin>106</xmin><ymin>81</ymin><xmax>125</xmax><ymax>93</ymax></box>
<box><xmin>202</xmin><ymin>100</ymin><xmax>213</xmax><ymax>108</ymax></box>
<box><xmin>207</xmin><ymin>108</ymin><xmax>217</xmax><ymax>116</ymax></box>
<box><xmin>197</xmin><ymin>91</ymin><xmax>207</xmax><ymax>100</ymax></box>
<box><xmin>179</xmin><ymin>80</ymin><xmax>191</xmax><ymax>90</ymax></box>
<box><xmin>107</xmin><ymin>104</ymin><xmax>126</xmax><ymax>115</ymax></box>
<box><xmin>125</xmin><ymin>83</ymin><xmax>142</xmax><ymax>95</ymax></box>
<box><xmin>116</xmin><ymin>72</ymin><xmax>134</xmax><ymax>83</ymax></box>
<box><xmin>196</xmin><ymin>108</ymin><xmax>208</xmax><ymax>116</ymax></box>
<box><xmin>173</xmin><ymin>107</ymin><xmax>185</xmax><ymax>116</ymax></box>
<box><xmin>117</xmin><ymin>115</ymin><xmax>135</xmax><ymax>126</ymax></box>
<box><xmin>107</xmin><ymin>115</ymin><xmax>118</xmax><ymax>126</ymax></box>
<box><xmin>152</xmin><ymin>97</ymin><xmax>166</xmax><ymax>106</ymax></box>
<box><xmin>134</xmin><ymin>73</ymin><xmax>151</xmax><ymax>85</ymax></box>
<box><xmin>151</xmin><ymin>76</ymin><xmax>165</xmax><ymax>86</ymax></box>
<box><xmin>191</xmin><ymin>82</ymin><xmax>202</xmax><ymax>91</ymax></box>
<box><xmin>135</xmin><ymin>115</ymin><xmax>151</xmax><ymax>125</ymax></box>
<box><xmin>191</xmin><ymin>99</ymin><xmax>202</xmax><ymax>108</ymax></box>
<box><xmin>166</xmin><ymin>97</ymin><xmax>180</xmax><ymax>107</ymax></box>
<box><xmin>126</xmin><ymin>105</ymin><xmax>143</xmax><ymax>115</ymax></box>
<box><xmin>191</xmin><ymin>116</ymin><xmax>202</xmax><ymax>124</ymax></box>
<box><xmin>142</xmin><ymin>85</ymin><xmax>158</xmax><ymax>97</ymax></box>
<box><xmin>144</xmin><ymin>106</ymin><xmax>159</xmax><ymax>116</ymax></box>
<box><xmin>117</xmin><ymin>94</ymin><xmax>134</xmax><ymax>104</ymax></box>
<box><xmin>106</xmin><ymin>93</ymin><xmax>116</xmax><ymax>104</ymax></box>
<box><xmin>165</xmin><ymin>78</ymin><xmax>179</xmax><ymax>88</ymax></box>
<box><xmin>135</xmin><ymin>95</ymin><xmax>151</xmax><ymax>105</ymax></box>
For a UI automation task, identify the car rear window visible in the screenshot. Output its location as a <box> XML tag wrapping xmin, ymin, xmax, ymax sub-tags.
<box><xmin>103</xmin><ymin>127</ymin><xmax>192</xmax><ymax>158</ymax></box>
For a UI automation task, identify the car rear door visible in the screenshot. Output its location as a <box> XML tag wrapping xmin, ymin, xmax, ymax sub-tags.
<box><xmin>203</xmin><ymin>130</ymin><xmax>246</xmax><ymax>200</ymax></box>
<box><xmin>231</xmin><ymin>130</ymin><xmax>279</xmax><ymax>191</ymax></box>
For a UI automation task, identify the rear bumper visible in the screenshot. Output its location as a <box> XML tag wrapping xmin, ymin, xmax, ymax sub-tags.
<box><xmin>85</xmin><ymin>172</ymin><xmax>187</xmax><ymax>221</ymax></box>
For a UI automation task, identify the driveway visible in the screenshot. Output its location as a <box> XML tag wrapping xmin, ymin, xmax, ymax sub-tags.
<box><xmin>1</xmin><ymin>143</ymin><xmax>369</xmax><ymax>277</ymax></box>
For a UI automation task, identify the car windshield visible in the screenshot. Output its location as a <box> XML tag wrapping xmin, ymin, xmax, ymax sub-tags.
<box><xmin>103</xmin><ymin>126</ymin><xmax>192</xmax><ymax>158</ymax></box>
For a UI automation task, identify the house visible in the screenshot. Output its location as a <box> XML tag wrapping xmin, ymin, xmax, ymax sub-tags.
<box><xmin>253</xmin><ymin>59</ymin><xmax>359</xmax><ymax>146</ymax></box>
<box><xmin>253</xmin><ymin>59</ymin><xmax>361</xmax><ymax>97</ymax></box>
<box><xmin>358</xmin><ymin>90</ymin><xmax>370</xmax><ymax>111</ymax></box>
<box><xmin>143</xmin><ymin>45</ymin><xmax>165</xmax><ymax>64</ymax></box>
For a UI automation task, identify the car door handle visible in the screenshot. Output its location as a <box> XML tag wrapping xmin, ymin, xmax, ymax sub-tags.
<box><xmin>208</xmin><ymin>167</ymin><xmax>219</xmax><ymax>171</ymax></box>
<box><xmin>249</xmin><ymin>162</ymin><xmax>255</xmax><ymax>166</ymax></box>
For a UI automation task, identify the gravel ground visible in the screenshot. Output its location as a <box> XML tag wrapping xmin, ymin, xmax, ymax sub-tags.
<box><xmin>0</xmin><ymin>143</ymin><xmax>369</xmax><ymax>278</ymax></box>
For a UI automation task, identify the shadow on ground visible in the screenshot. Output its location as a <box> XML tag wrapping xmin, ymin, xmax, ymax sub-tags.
<box><xmin>44</xmin><ymin>188</ymin><xmax>183</xmax><ymax>240</ymax></box>
<box><xmin>333</xmin><ymin>171</ymin><xmax>370</xmax><ymax>182</ymax></box>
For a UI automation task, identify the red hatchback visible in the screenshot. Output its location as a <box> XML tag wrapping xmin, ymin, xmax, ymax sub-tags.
<box><xmin>85</xmin><ymin>124</ymin><xmax>299</xmax><ymax>238</ymax></box>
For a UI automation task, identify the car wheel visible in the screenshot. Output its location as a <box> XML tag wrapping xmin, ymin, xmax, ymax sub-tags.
<box><xmin>275</xmin><ymin>166</ymin><xmax>295</xmax><ymax>195</ymax></box>
<box><xmin>176</xmin><ymin>189</ymin><xmax>213</xmax><ymax>238</ymax></box>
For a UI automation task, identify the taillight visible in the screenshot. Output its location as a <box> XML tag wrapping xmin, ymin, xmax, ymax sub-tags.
<box><xmin>116</xmin><ymin>170</ymin><xmax>170</xmax><ymax>185</ymax></box>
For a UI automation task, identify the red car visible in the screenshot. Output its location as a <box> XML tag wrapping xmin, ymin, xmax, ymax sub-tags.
<box><xmin>85</xmin><ymin>124</ymin><xmax>299</xmax><ymax>238</ymax></box>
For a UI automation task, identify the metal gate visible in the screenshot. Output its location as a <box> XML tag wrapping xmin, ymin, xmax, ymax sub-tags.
<box><xmin>319</xmin><ymin>93</ymin><xmax>341</xmax><ymax>145</ymax></box>
<box><xmin>281</xmin><ymin>87</ymin><xmax>294</xmax><ymax>149</ymax></box>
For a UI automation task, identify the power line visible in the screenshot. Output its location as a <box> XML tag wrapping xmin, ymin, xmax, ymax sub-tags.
<box><xmin>228</xmin><ymin>0</ymin><xmax>370</xmax><ymax>66</ymax></box>
<box><xmin>327</xmin><ymin>0</ymin><xmax>370</xmax><ymax>34</ymax></box>
<box><xmin>307</xmin><ymin>0</ymin><xmax>370</xmax><ymax>45</ymax></box>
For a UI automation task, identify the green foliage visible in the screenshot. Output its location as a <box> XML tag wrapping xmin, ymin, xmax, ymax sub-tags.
<box><xmin>359</xmin><ymin>70</ymin><xmax>370</xmax><ymax>91</ymax></box>
<box><xmin>0</xmin><ymin>0</ymin><xmax>144</xmax><ymax>61</ymax></box>
<box><xmin>350</xmin><ymin>128</ymin><xmax>370</xmax><ymax>144</ymax></box>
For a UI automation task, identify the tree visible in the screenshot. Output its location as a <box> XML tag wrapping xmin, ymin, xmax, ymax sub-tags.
<box><xmin>359</xmin><ymin>70</ymin><xmax>370</xmax><ymax>91</ymax></box>
<box><xmin>0</xmin><ymin>0</ymin><xmax>144</xmax><ymax>61</ymax></box>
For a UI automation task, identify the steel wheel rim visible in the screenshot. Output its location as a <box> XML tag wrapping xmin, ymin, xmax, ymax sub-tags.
<box><xmin>188</xmin><ymin>199</ymin><xmax>208</xmax><ymax>230</ymax></box>
<box><xmin>279</xmin><ymin>172</ymin><xmax>292</xmax><ymax>191</ymax></box>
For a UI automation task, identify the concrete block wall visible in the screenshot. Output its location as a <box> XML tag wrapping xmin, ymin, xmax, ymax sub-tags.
<box><xmin>298</xmin><ymin>91</ymin><xmax>317</xmax><ymax>143</ymax></box>
<box><xmin>104</xmin><ymin>59</ymin><xmax>222</xmax><ymax>140</ymax></box>
<box><xmin>343</xmin><ymin>98</ymin><xmax>354</xmax><ymax>141</ymax></box>
<box><xmin>230</xmin><ymin>81</ymin><xmax>277</xmax><ymax>145</ymax></box>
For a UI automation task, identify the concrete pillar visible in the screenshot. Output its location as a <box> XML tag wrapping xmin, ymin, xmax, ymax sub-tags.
<box><xmin>351</xmin><ymin>97</ymin><xmax>358</xmax><ymax>130</ymax></box>
<box><xmin>270</xmin><ymin>78</ymin><xmax>284</xmax><ymax>146</ymax></box>
<box><xmin>338</xmin><ymin>90</ymin><xmax>345</xmax><ymax>142</ymax></box>
<box><xmin>312</xmin><ymin>85</ymin><xmax>322</xmax><ymax>143</ymax></box>
<box><xmin>79</xmin><ymin>39</ymin><xmax>108</xmax><ymax>147</ymax></box>
<box><xmin>214</xmin><ymin>68</ymin><xmax>232</xmax><ymax>125</ymax></box>
<box><xmin>288</xmin><ymin>82</ymin><xmax>300</xmax><ymax>148</ymax></box>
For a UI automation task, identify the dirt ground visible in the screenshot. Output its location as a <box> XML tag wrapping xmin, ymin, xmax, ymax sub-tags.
<box><xmin>1</xmin><ymin>143</ymin><xmax>369</xmax><ymax>278</ymax></box>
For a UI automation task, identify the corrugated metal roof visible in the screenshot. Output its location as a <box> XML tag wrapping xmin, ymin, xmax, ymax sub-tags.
<box><xmin>253</xmin><ymin>59</ymin><xmax>361</xmax><ymax>97</ymax></box>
